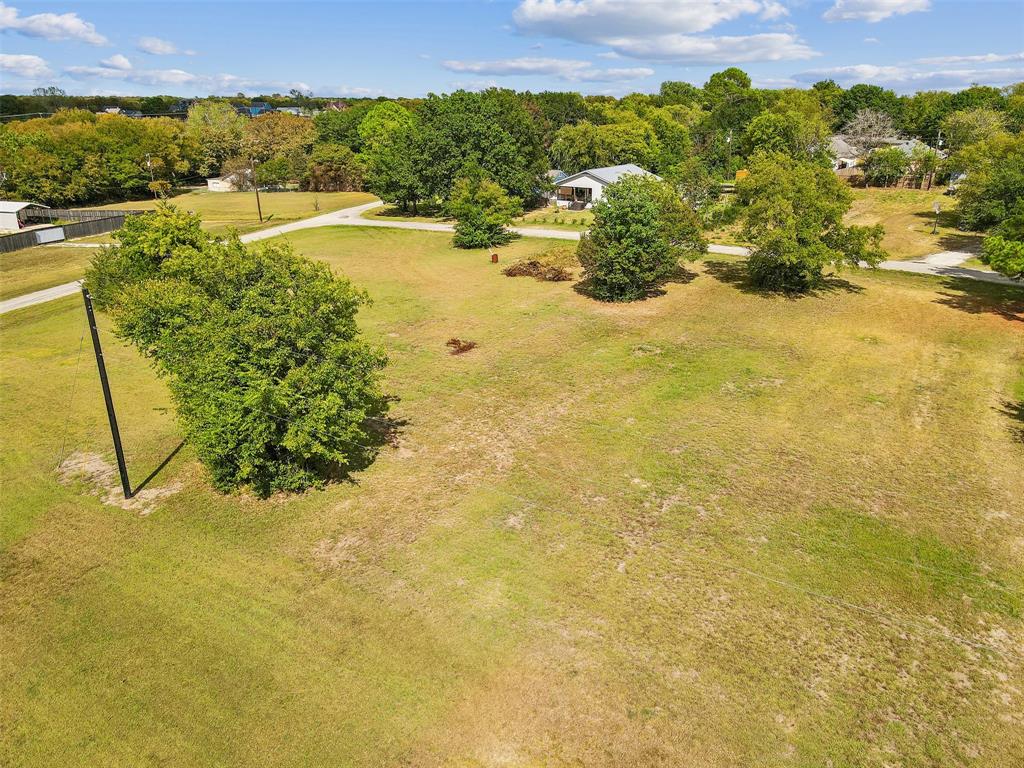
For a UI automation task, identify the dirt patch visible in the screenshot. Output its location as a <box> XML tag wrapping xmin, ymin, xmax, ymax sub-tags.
<box><xmin>446</xmin><ymin>338</ymin><xmax>477</xmax><ymax>355</ymax></box>
<box><xmin>312</xmin><ymin>533</ymin><xmax>366</xmax><ymax>568</ymax></box>
<box><xmin>58</xmin><ymin>451</ymin><xmax>181</xmax><ymax>516</ymax></box>
<box><xmin>503</xmin><ymin>260</ymin><xmax>573</xmax><ymax>282</ymax></box>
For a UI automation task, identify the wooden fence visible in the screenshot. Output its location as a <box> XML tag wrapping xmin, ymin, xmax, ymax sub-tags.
<box><xmin>0</xmin><ymin>209</ymin><xmax>139</xmax><ymax>254</ymax></box>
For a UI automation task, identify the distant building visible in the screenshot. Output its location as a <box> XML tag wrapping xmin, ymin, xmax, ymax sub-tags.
<box><xmin>0</xmin><ymin>201</ymin><xmax>49</xmax><ymax>231</ymax></box>
<box><xmin>323</xmin><ymin>100</ymin><xmax>351</xmax><ymax>111</ymax></box>
<box><xmin>275</xmin><ymin>106</ymin><xmax>304</xmax><ymax>116</ymax></box>
<box><xmin>99</xmin><ymin>106</ymin><xmax>142</xmax><ymax>117</ymax></box>
<box><xmin>830</xmin><ymin>134</ymin><xmax>940</xmax><ymax>170</ymax></box>
<box><xmin>206</xmin><ymin>169</ymin><xmax>252</xmax><ymax>192</ymax></box>
<box><xmin>231</xmin><ymin>102</ymin><xmax>274</xmax><ymax>118</ymax></box>
<box><xmin>545</xmin><ymin>164</ymin><xmax>659</xmax><ymax>209</ymax></box>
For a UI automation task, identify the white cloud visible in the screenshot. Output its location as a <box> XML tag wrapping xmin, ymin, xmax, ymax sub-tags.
<box><xmin>823</xmin><ymin>0</ymin><xmax>930</xmax><ymax>23</ymax></box>
<box><xmin>606</xmin><ymin>33</ymin><xmax>816</xmax><ymax>63</ymax></box>
<box><xmin>100</xmin><ymin>54</ymin><xmax>132</xmax><ymax>71</ymax></box>
<box><xmin>63</xmin><ymin>63</ymin><xmax>310</xmax><ymax>94</ymax></box>
<box><xmin>511</xmin><ymin>1</ymin><xmax>815</xmax><ymax>63</ymax></box>
<box><xmin>863</xmin><ymin>37</ymin><xmax>880</xmax><ymax>44</ymax></box>
<box><xmin>753</xmin><ymin>76</ymin><xmax>798</xmax><ymax>88</ymax></box>
<box><xmin>918</xmin><ymin>51</ymin><xmax>1024</xmax><ymax>65</ymax></box>
<box><xmin>441</xmin><ymin>56</ymin><xmax>653</xmax><ymax>82</ymax></box>
<box><xmin>136</xmin><ymin>36</ymin><xmax>195</xmax><ymax>56</ymax></box>
<box><xmin>0</xmin><ymin>1</ymin><xmax>106</xmax><ymax>45</ymax></box>
<box><xmin>514</xmin><ymin>0</ymin><xmax>778</xmax><ymax>37</ymax></box>
<box><xmin>795</xmin><ymin>63</ymin><xmax>1024</xmax><ymax>91</ymax></box>
<box><xmin>0</xmin><ymin>52</ymin><xmax>51</xmax><ymax>79</ymax></box>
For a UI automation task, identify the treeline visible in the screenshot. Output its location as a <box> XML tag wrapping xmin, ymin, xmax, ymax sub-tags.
<box><xmin>0</xmin><ymin>89</ymin><xmax>401</xmax><ymax>117</ymax></box>
<box><xmin>2</xmin><ymin>68</ymin><xmax>1022</xmax><ymax>228</ymax></box>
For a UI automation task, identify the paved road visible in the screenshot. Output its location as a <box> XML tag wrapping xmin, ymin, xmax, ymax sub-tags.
<box><xmin>0</xmin><ymin>280</ymin><xmax>81</xmax><ymax>315</ymax></box>
<box><xmin>2</xmin><ymin>201</ymin><xmax>1018</xmax><ymax>315</ymax></box>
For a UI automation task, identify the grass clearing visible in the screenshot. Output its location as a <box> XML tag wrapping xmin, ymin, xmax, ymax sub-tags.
<box><xmin>89</xmin><ymin>190</ymin><xmax>377</xmax><ymax>235</ymax></box>
<box><xmin>2</xmin><ymin>225</ymin><xmax>1023</xmax><ymax>766</ymax></box>
<box><xmin>846</xmin><ymin>186</ymin><xmax>985</xmax><ymax>261</ymax></box>
<box><xmin>0</xmin><ymin>245</ymin><xmax>95</xmax><ymax>300</ymax></box>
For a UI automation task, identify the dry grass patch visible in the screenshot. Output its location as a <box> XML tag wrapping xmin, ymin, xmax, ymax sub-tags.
<box><xmin>2</xmin><ymin>227</ymin><xmax>1022</xmax><ymax>767</ymax></box>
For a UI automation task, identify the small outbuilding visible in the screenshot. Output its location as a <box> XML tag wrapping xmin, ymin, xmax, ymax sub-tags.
<box><xmin>0</xmin><ymin>201</ymin><xmax>49</xmax><ymax>231</ymax></box>
<box><xmin>546</xmin><ymin>164</ymin><xmax>659</xmax><ymax>209</ymax></box>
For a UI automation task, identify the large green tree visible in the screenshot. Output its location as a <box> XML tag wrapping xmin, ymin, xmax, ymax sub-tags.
<box><xmin>185</xmin><ymin>101</ymin><xmax>245</xmax><ymax>177</ymax></box>
<box><xmin>448</xmin><ymin>175</ymin><xmax>522</xmax><ymax>248</ymax></box>
<box><xmin>413</xmin><ymin>89</ymin><xmax>547</xmax><ymax>202</ymax></box>
<box><xmin>953</xmin><ymin>132</ymin><xmax>1024</xmax><ymax>230</ymax></box>
<box><xmin>578</xmin><ymin>174</ymin><xmax>706</xmax><ymax>301</ymax></box>
<box><xmin>85</xmin><ymin>205</ymin><xmax>388</xmax><ymax>496</ymax></box>
<box><xmin>737</xmin><ymin>152</ymin><xmax>887</xmax><ymax>292</ymax></box>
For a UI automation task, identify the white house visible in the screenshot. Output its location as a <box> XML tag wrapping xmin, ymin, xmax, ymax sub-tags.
<box><xmin>546</xmin><ymin>163</ymin><xmax>660</xmax><ymax>209</ymax></box>
<box><xmin>206</xmin><ymin>169</ymin><xmax>251</xmax><ymax>192</ymax></box>
<box><xmin>0</xmin><ymin>201</ymin><xmax>49</xmax><ymax>231</ymax></box>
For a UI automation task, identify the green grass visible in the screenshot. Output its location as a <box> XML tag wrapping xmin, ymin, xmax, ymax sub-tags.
<box><xmin>89</xmin><ymin>190</ymin><xmax>377</xmax><ymax>235</ymax></box>
<box><xmin>846</xmin><ymin>186</ymin><xmax>985</xmax><ymax>261</ymax></box>
<box><xmin>0</xmin><ymin>245</ymin><xmax>95</xmax><ymax>300</ymax></box>
<box><xmin>2</xmin><ymin>226</ymin><xmax>1023</xmax><ymax>766</ymax></box>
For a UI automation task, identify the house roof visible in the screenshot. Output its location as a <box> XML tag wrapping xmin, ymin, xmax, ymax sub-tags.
<box><xmin>559</xmin><ymin>163</ymin><xmax>659</xmax><ymax>186</ymax></box>
<box><xmin>547</xmin><ymin>169</ymin><xmax>568</xmax><ymax>183</ymax></box>
<box><xmin>830</xmin><ymin>136</ymin><xmax>860</xmax><ymax>158</ymax></box>
<box><xmin>0</xmin><ymin>201</ymin><xmax>47</xmax><ymax>213</ymax></box>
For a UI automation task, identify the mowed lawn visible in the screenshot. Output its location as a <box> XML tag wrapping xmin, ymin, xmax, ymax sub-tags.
<box><xmin>2</xmin><ymin>226</ymin><xmax>1023</xmax><ymax>767</ymax></box>
<box><xmin>846</xmin><ymin>186</ymin><xmax>986</xmax><ymax>261</ymax></box>
<box><xmin>90</xmin><ymin>190</ymin><xmax>377</xmax><ymax>235</ymax></box>
<box><xmin>0</xmin><ymin>246</ymin><xmax>95</xmax><ymax>301</ymax></box>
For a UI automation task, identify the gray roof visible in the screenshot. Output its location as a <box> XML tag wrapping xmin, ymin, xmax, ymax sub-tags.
<box><xmin>830</xmin><ymin>136</ymin><xmax>860</xmax><ymax>158</ymax></box>
<box><xmin>560</xmin><ymin>163</ymin><xmax>659</xmax><ymax>186</ymax></box>
<box><xmin>0</xmin><ymin>201</ymin><xmax>47</xmax><ymax>213</ymax></box>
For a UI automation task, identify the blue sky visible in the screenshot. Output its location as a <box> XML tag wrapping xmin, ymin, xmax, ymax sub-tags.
<box><xmin>1</xmin><ymin>1</ymin><xmax>1022</xmax><ymax>97</ymax></box>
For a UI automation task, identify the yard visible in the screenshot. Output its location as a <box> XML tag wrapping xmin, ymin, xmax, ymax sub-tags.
<box><xmin>89</xmin><ymin>190</ymin><xmax>376</xmax><ymax>235</ymax></box>
<box><xmin>2</xmin><ymin>225</ymin><xmax>1022</xmax><ymax>766</ymax></box>
<box><xmin>0</xmin><ymin>245</ymin><xmax>94</xmax><ymax>301</ymax></box>
<box><xmin>846</xmin><ymin>186</ymin><xmax>985</xmax><ymax>261</ymax></box>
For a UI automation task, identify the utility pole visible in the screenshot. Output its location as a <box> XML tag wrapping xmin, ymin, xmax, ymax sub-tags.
<box><xmin>250</xmin><ymin>158</ymin><xmax>263</xmax><ymax>223</ymax></box>
<box><xmin>81</xmin><ymin>287</ymin><xmax>132</xmax><ymax>499</ymax></box>
<box><xmin>146</xmin><ymin>153</ymin><xmax>156</xmax><ymax>199</ymax></box>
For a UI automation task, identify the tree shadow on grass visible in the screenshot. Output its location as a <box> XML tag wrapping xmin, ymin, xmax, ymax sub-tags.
<box><xmin>911</xmin><ymin>210</ymin><xmax>984</xmax><ymax>254</ymax></box>
<box><xmin>323</xmin><ymin>404</ymin><xmax>410</xmax><ymax>482</ymax></box>
<box><xmin>999</xmin><ymin>399</ymin><xmax>1024</xmax><ymax>444</ymax></box>
<box><xmin>572</xmin><ymin>265</ymin><xmax>698</xmax><ymax>302</ymax></box>
<box><xmin>702</xmin><ymin>259</ymin><xmax>865</xmax><ymax>297</ymax></box>
<box><xmin>934</xmin><ymin>277</ymin><xmax>1024</xmax><ymax>323</ymax></box>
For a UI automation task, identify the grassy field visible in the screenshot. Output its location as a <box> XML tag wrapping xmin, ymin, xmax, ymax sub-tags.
<box><xmin>90</xmin><ymin>190</ymin><xmax>377</xmax><ymax>235</ymax></box>
<box><xmin>0</xmin><ymin>245</ymin><xmax>96</xmax><ymax>300</ymax></box>
<box><xmin>2</xmin><ymin>226</ymin><xmax>1023</xmax><ymax>766</ymax></box>
<box><xmin>846</xmin><ymin>186</ymin><xmax>985</xmax><ymax>261</ymax></box>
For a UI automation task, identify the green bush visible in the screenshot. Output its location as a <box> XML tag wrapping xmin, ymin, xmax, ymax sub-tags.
<box><xmin>448</xmin><ymin>175</ymin><xmax>523</xmax><ymax>249</ymax></box>
<box><xmin>85</xmin><ymin>205</ymin><xmax>388</xmax><ymax>496</ymax></box>
<box><xmin>738</xmin><ymin>152</ymin><xmax>886</xmax><ymax>292</ymax></box>
<box><xmin>577</xmin><ymin>174</ymin><xmax>706</xmax><ymax>301</ymax></box>
<box><xmin>981</xmin><ymin>235</ymin><xmax>1024</xmax><ymax>281</ymax></box>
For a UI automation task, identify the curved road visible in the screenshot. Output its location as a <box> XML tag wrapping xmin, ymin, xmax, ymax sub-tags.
<box><xmin>2</xmin><ymin>201</ymin><xmax>1017</xmax><ymax>315</ymax></box>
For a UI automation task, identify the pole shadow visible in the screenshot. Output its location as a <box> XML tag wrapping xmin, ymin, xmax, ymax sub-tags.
<box><xmin>131</xmin><ymin>440</ymin><xmax>185</xmax><ymax>496</ymax></box>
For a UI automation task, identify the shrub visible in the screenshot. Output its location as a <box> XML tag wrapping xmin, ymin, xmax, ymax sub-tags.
<box><xmin>577</xmin><ymin>174</ymin><xmax>705</xmax><ymax>301</ymax></box>
<box><xmin>85</xmin><ymin>205</ymin><xmax>388</xmax><ymax>496</ymax></box>
<box><xmin>738</xmin><ymin>152</ymin><xmax>886</xmax><ymax>292</ymax></box>
<box><xmin>981</xmin><ymin>236</ymin><xmax>1024</xmax><ymax>281</ymax></box>
<box><xmin>448</xmin><ymin>175</ymin><xmax>523</xmax><ymax>249</ymax></box>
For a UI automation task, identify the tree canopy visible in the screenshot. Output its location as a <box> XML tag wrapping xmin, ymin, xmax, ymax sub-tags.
<box><xmin>737</xmin><ymin>152</ymin><xmax>886</xmax><ymax>292</ymax></box>
<box><xmin>578</xmin><ymin>174</ymin><xmax>706</xmax><ymax>301</ymax></box>
<box><xmin>85</xmin><ymin>205</ymin><xmax>388</xmax><ymax>496</ymax></box>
